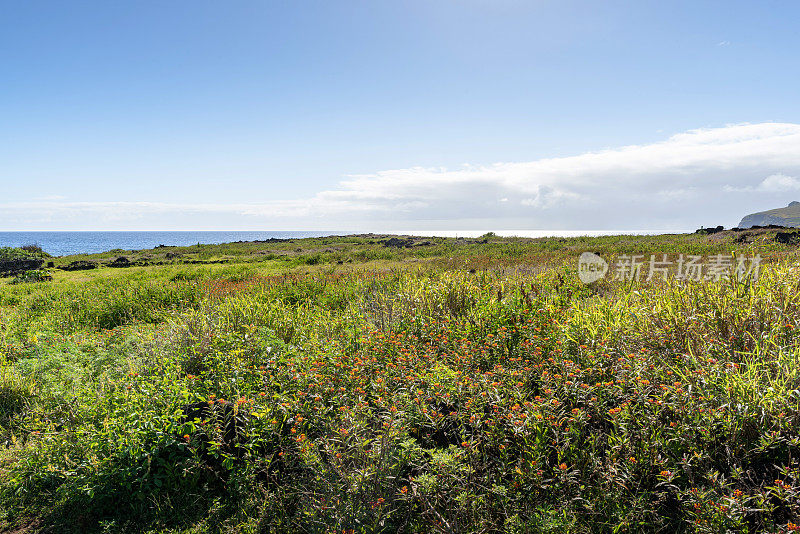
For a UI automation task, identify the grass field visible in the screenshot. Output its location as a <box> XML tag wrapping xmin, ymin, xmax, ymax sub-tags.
<box><xmin>0</xmin><ymin>231</ymin><xmax>799</xmax><ymax>533</ymax></box>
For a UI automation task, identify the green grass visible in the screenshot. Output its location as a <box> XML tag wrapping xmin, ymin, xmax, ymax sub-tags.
<box><xmin>0</xmin><ymin>233</ymin><xmax>799</xmax><ymax>532</ymax></box>
<box><xmin>0</xmin><ymin>247</ymin><xmax>49</xmax><ymax>262</ymax></box>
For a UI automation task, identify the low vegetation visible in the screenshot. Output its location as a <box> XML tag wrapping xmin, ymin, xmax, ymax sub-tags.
<box><xmin>0</xmin><ymin>232</ymin><xmax>799</xmax><ymax>532</ymax></box>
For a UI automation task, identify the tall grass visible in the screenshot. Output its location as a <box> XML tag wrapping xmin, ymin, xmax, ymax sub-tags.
<box><xmin>0</xmin><ymin>237</ymin><xmax>799</xmax><ymax>532</ymax></box>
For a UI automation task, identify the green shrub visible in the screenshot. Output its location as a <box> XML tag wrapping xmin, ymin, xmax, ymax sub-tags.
<box><xmin>10</xmin><ymin>269</ymin><xmax>52</xmax><ymax>285</ymax></box>
<box><xmin>1</xmin><ymin>235</ymin><xmax>800</xmax><ymax>532</ymax></box>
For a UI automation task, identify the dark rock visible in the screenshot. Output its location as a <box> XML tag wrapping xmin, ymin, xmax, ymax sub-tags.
<box><xmin>750</xmin><ymin>224</ymin><xmax>790</xmax><ymax>230</ymax></box>
<box><xmin>108</xmin><ymin>256</ymin><xmax>131</xmax><ymax>268</ymax></box>
<box><xmin>775</xmin><ymin>231</ymin><xmax>800</xmax><ymax>244</ymax></box>
<box><xmin>165</xmin><ymin>252</ymin><xmax>182</xmax><ymax>259</ymax></box>
<box><xmin>0</xmin><ymin>258</ymin><xmax>44</xmax><ymax>276</ymax></box>
<box><xmin>382</xmin><ymin>237</ymin><xmax>414</xmax><ymax>248</ymax></box>
<box><xmin>46</xmin><ymin>261</ymin><xmax>54</xmax><ymax>268</ymax></box>
<box><xmin>695</xmin><ymin>225</ymin><xmax>724</xmax><ymax>235</ymax></box>
<box><xmin>62</xmin><ymin>260</ymin><xmax>98</xmax><ymax>271</ymax></box>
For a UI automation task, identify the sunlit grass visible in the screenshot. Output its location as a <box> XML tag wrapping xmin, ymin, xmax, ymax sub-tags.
<box><xmin>0</xmin><ymin>234</ymin><xmax>798</xmax><ymax>532</ymax></box>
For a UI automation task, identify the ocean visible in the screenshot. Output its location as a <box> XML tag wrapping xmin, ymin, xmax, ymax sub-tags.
<box><xmin>0</xmin><ymin>230</ymin><xmax>658</xmax><ymax>257</ymax></box>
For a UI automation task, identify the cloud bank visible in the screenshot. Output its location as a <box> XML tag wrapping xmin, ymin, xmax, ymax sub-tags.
<box><xmin>4</xmin><ymin>122</ymin><xmax>800</xmax><ymax>231</ymax></box>
<box><xmin>724</xmin><ymin>173</ymin><xmax>800</xmax><ymax>193</ymax></box>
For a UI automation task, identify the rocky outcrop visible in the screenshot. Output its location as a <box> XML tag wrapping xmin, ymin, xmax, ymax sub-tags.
<box><xmin>739</xmin><ymin>201</ymin><xmax>800</xmax><ymax>228</ymax></box>
<box><xmin>0</xmin><ymin>258</ymin><xmax>44</xmax><ymax>276</ymax></box>
<box><xmin>775</xmin><ymin>231</ymin><xmax>800</xmax><ymax>244</ymax></box>
<box><xmin>382</xmin><ymin>237</ymin><xmax>415</xmax><ymax>248</ymax></box>
<box><xmin>62</xmin><ymin>260</ymin><xmax>98</xmax><ymax>271</ymax></box>
<box><xmin>695</xmin><ymin>225</ymin><xmax>724</xmax><ymax>234</ymax></box>
<box><xmin>108</xmin><ymin>256</ymin><xmax>131</xmax><ymax>268</ymax></box>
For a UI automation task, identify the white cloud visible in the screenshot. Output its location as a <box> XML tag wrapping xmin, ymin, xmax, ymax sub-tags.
<box><xmin>724</xmin><ymin>173</ymin><xmax>800</xmax><ymax>193</ymax></box>
<box><xmin>4</xmin><ymin>122</ymin><xmax>800</xmax><ymax>230</ymax></box>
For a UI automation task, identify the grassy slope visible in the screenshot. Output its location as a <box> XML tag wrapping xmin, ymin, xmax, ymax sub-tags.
<box><xmin>0</xmin><ymin>233</ymin><xmax>799</xmax><ymax>533</ymax></box>
<box><xmin>739</xmin><ymin>203</ymin><xmax>800</xmax><ymax>228</ymax></box>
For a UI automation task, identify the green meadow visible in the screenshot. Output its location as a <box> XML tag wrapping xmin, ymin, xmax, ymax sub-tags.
<box><xmin>1</xmin><ymin>232</ymin><xmax>799</xmax><ymax>533</ymax></box>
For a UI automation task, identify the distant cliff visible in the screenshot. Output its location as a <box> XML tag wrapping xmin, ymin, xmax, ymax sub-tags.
<box><xmin>738</xmin><ymin>201</ymin><xmax>800</xmax><ymax>228</ymax></box>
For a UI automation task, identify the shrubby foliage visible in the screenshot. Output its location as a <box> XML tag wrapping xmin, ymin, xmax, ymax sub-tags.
<box><xmin>0</xmin><ymin>237</ymin><xmax>798</xmax><ymax>532</ymax></box>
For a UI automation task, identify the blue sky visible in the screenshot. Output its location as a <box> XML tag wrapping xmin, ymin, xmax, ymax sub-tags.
<box><xmin>2</xmin><ymin>0</ymin><xmax>800</xmax><ymax>230</ymax></box>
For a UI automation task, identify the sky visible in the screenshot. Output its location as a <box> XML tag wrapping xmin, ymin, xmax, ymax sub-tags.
<box><xmin>2</xmin><ymin>0</ymin><xmax>800</xmax><ymax>231</ymax></box>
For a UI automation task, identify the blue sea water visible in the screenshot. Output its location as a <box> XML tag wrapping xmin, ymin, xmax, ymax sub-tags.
<box><xmin>0</xmin><ymin>231</ymin><xmax>345</xmax><ymax>256</ymax></box>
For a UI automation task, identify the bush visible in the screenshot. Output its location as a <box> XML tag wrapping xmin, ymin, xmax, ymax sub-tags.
<box><xmin>10</xmin><ymin>269</ymin><xmax>52</xmax><ymax>284</ymax></box>
<box><xmin>0</xmin><ymin>247</ymin><xmax>42</xmax><ymax>261</ymax></box>
<box><xmin>20</xmin><ymin>244</ymin><xmax>49</xmax><ymax>257</ymax></box>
